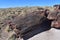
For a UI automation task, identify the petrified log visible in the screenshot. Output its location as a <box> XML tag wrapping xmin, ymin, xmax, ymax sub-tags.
<box><xmin>47</xmin><ymin>11</ymin><xmax>58</xmax><ymax>20</ymax></box>
<box><xmin>53</xmin><ymin>4</ymin><xmax>60</xmax><ymax>10</ymax></box>
<box><xmin>47</xmin><ymin>5</ymin><xmax>60</xmax><ymax>20</ymax></box>
<box><xmin>51</xmin><ymin>21</ymin><xmax>60</xmax><ymax>29</ymax></box>
<box><xmin>53</xmin><ymin>4</ymin><xmax>60</xmax><ymax>13</ymax></box>
<box><xmin>51</xmin><ymin>13</ymin><xmax>60</xmax><ymax>28</ymax></box>
<box><xmin>7</xmin><ymin>11</ymin><xmax>47</xmax><ymax>38</ymax></box>
<box><xmin>44</xmin><ymin>9</ymin><xmax>50</xmax><ymax>17</ymax></box>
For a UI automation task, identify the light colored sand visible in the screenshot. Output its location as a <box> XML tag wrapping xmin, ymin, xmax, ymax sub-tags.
<box><xmin>28</xmin><ymin>28</ymin><xmax>60</xmax><ymax>40</ymax></box>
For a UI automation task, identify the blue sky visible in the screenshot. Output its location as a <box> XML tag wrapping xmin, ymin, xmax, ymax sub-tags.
<box><xmin>0</xmin><ymin>0</ymin><xmax>60</xmax><ymax>8</ymax></box>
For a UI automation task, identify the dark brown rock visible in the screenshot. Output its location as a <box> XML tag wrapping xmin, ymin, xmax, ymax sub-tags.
<box><xmin>44</xmin><ymin>9</ymin><xmax>50</xmax><ymax>17</ymax></box>
<box><xmin>7</xmin><ymin>11</ymin><xmax>47</xmax><ymax>38</ymax></box>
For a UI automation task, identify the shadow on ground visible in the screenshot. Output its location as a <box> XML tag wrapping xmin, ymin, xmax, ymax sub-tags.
<box><xmin>22</xmin><ymin>19</ymin><xmax>52</xmax><ymax>40</ymax></box>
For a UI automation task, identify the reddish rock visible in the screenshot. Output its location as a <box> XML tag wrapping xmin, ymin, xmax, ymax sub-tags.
<box><xmin>47</xmin><ymin>11</ymin><xmax>57</xmax><ymax>20</ymax></box>
<box><xmin>53</xmin><ymin>5</ymin><xmax>60</xmax><ymax>13</ymax></box>
<box><xmin>51</xmin><ymin>21</ymin><xmax>60</xmax><ymax>28</ymax></box>
<box><xmin>47</xmin><ymin>5</ymin><xmax>60</xmax><ymax>20</ymax></box>
<box><xmin>51</xmin><ymin>13</ymin><xmax>60</xmax><ymax>28</ymax></box>
<box><xmin>53</xmin><ymin>5</ymin><xmax>60</xmax><ymax>10</ymax></box>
